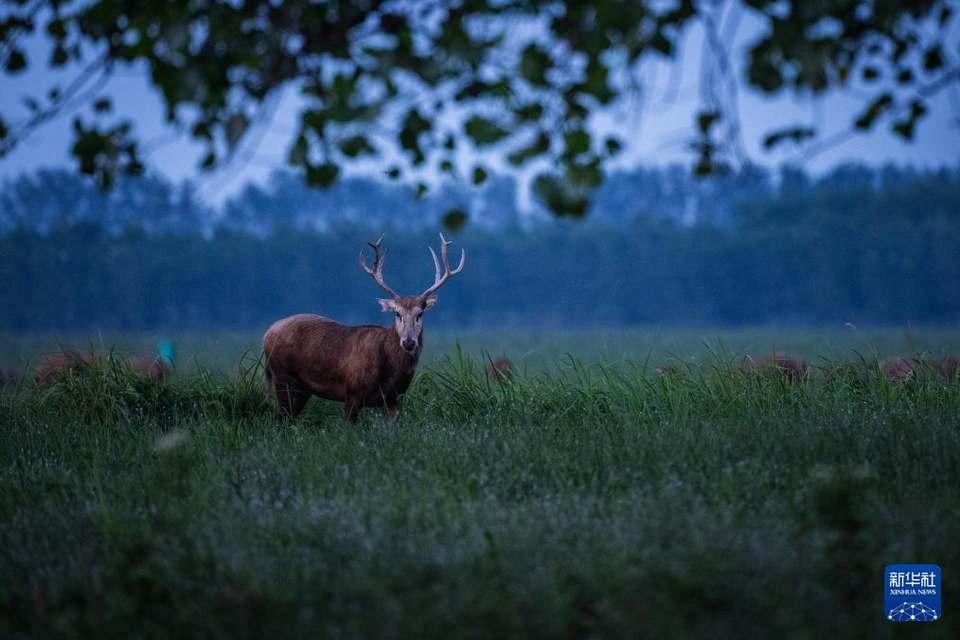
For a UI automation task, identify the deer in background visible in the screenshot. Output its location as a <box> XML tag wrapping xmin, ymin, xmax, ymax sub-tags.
<box><xmin>33</xmin><ymin>347</ymin><xmax>173</xmax><ymax>383</ymax></box>
<box><xmin>486</xmin><ymin>358</ymin><xmax>514</xmax><ymax>383</ymax></box>
<box><xmin>739</xmin><ymin>353</ymin><xmax>810</xmax><ymax>382</ymax></box>
<box><xmin>263</xmin><ymin>233</ymin><xmax>465</xmax><ymax>423</ymax></box>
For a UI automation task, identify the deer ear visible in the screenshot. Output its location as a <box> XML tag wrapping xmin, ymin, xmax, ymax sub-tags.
<box><xmin>423</xmin><ymin>296</ymin><xmax>438</xmax><ymax>309</ymax></box>
<box><xmin>378</xmin><ymin>298</ymin><xmax>397</xmax><ymax>312</ymax></box>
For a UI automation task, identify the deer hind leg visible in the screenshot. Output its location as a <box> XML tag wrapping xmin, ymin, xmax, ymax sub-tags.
<box><xmin>274</xmin><ymin>384</ymin><xmax>310</xmax><ymax>418</ymax></box>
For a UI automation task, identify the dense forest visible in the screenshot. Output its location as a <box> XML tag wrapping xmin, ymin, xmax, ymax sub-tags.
<box><xmin>0</xmin><ymin>163</ymin><xmax>957</xmax><ymax>330</ymax></box>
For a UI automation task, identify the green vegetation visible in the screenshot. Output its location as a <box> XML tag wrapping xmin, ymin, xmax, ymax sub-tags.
<box><xmin>1</xmin><ymin>330</ymin><xmax>958</xmax><ymax>638</ymax></box>
<box><xmin>3</xmin><ymin>164</ymin><xmax>960</xmax><ymax>331</ymax></box>
<box><xmin>2</xmin><ymin>0</ymin><xmax>955</xmax><ymax>214</ymax></box>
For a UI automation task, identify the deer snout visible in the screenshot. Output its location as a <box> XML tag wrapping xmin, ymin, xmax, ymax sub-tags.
<box><xmin>401</xmin><ymin>338</ymin><xmax>417</xmax><ymax>352</ymax></box>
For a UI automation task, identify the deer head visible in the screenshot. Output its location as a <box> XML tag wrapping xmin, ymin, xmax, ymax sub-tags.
<box><xmin>360</xmin><ymin>233</ymin><xmax>465</xmax><ymax>353</ymax></box>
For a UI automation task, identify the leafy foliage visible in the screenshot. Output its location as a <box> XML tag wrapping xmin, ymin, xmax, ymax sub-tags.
<box><xmin>0</xmin><ymin>1</ymin><xmax>956</xmax><ymax>216</ymax></box>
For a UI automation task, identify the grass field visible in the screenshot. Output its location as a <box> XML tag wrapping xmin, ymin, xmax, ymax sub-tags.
<box><xmin>1</xmin><ymin>328</ymin><xmax>958</xmax><ymax>638</ymax></box>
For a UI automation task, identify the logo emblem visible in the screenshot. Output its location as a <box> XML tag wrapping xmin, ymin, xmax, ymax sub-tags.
<box><xmin>885</xmin><ymin>564</ymin><xmax>940</xmax><ymax>621</ymax></box>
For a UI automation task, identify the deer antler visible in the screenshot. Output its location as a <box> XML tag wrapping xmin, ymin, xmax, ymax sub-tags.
<box><xmin>422</xmin><ymin>232</ymin><xmax>465</xmax><ymax>297</ymax></box>
<box><xmin>359</xmin><ymin>235</ymin><xmax>399</xmax><ymax>298</ymax></box>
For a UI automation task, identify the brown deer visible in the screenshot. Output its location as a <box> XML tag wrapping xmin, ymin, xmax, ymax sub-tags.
<box><xmin>937</xmin><ymin>356</ymin><xmax>960</xmax><ymax>380</ymax></box>
<box><xmin>0</xmin><ymin>367</ymin><xmax>21</xmax><ymax>391</ymax></box>
<box><xmin>263</xmin><ymin>233</ymin><xmax>465</xmax><ymax>422</ymax></box>
<box><xmin>33</xmin><ymin>349</ymin><xmax>93</xmax><ymax>383</ymax></box>
<box><xmin>739</xmin><ymin>353</ymin><xmax>809</xmax><ymax>382</ymax></box>
<box><xmin>127</xmin><ymin>354</ymin><xmax>173</xmax><ymax>381</ymax></box>
<box><xmin>33</xmin><ymin>348</ymin><xmax>171</xmax><ymax>383</ymax></box>
<box><xmin>486</xmin><ymin>358</ymin><xmax>514</xmax><ymax>383</ymax></box>
<box><xmin>877</xmin><ymin>355</ymin><xmax>924</xmax><ymax>385</ymax></box>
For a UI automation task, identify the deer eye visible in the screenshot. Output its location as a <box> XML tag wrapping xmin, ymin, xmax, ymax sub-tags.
<box><xmin>395</xmin><ymin>312</ymin><xmax>401</xmax><ymax>319</ymax></box>
<box><xmin>416</xmin><ymin>312</ymin><xmax>423</xmax><ymax>320</ymax></box>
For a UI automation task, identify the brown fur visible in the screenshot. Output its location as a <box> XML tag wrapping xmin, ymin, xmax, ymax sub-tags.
<box><xmin>486</xmin><ymin>358</ymin><xmax>514</xmax><ymax>383</ymax></box>
<box><xmin>877</xmin><ymin>355</ymin><xmax>924</xmax><ymax>385</ymax></box>
<box><xmin>265</xmin><ymin>233</ymin><xmax>463</xmax><ymax>422</ymax></box>
<box><xmin>937</xmin><ymin>356</ymin><xmax>960</xmax><ymax>380</ymax></box>
<box><xmin>656</xmin><ymin>362</ymin><xmax>682</xmax><ymax>376</ymax></box>
<box><xmin>0</xmin><ymin>367</ymin><xmax>21</xmax><ymax>391</ymax></box>
<box><xmin>34</xmin><ymin>349</ymin><xmax>170</xmax><ymax>383</ymax></box>
<box><xmin>33</xmin><ymin>349</ymin><xmax>95</xmax><ymax>383</ymax></box>
<box><xmin>740</xmin><ymin>353</ymin><xmax>809</xmax><ymax>382</ymax></box>
<box><xmin>264</xmin><ymin>305</ymin><xmax>425</xmax><ymax>422</ymax></box>
<box><xmin>127</xmin><ymin>355</ymin><xmax>172</xmax><ymax>381</ymax></box>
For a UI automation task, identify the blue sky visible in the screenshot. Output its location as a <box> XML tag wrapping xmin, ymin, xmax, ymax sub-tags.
<box><xmin>1</xmin><ymin>5</ymin><xmax>958</xmax><ymax>207</ymax></box>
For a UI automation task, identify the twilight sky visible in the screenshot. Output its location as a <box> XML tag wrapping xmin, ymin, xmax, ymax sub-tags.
<box><xmin>1</xmin><ymin>5</ymin><xmax>958</xmax><ymax>207</ymax></box>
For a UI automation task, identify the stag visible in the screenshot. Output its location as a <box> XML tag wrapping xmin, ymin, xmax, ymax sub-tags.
<box><xmin>263</xmin><ymin>233</ymin><xmax>465</xmax><ymax>422</ymax></box>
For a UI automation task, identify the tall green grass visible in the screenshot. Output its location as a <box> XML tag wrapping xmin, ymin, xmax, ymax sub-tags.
<box><xmin>3</xmin><ymin>325</ymin><xmax>960</xmax><ymax>374</ymax></box>
<box><xmin>1</xmin><ymin>346</ymin><xmax>958</xmax><ymax>638</ymax></box>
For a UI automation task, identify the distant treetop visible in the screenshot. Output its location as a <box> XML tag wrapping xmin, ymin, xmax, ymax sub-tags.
<box><xmin>1</xmin><ymin>0</ymin><xmax>956</xmax><ymax>220</ymax></box>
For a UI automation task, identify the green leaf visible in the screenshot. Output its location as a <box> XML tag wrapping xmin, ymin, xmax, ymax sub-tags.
<box><xmin>464</xmin><ymin>115</ymin><xmax>509</xmax><ymax>146</ymax></box>
<box><xmin>338</xmin><ymin>135</ymin><xmax>375</xmax><ymax>157</ymax></box>
<box><xmin>414</xmin><ymin>182</ymin><xmax>428</xmax><ymax>199</ymax></box>
<box><xmin>563</xmin><ymin>130</ymin><xmax>590</xmax><ymax>158</ymax></box>
<box><xmin>0</xmin><ymin>117</ymin><xmax>7</xmax><ymax>142</ymax></box>
<box><xmin>533</xmin><ymin>173</ymin><xmax>590</xmax><ymax>218</ymax></box>
<box><xmin>891</xmin><ymin>100</ymin><xmax>927</xmax><ymax>140</ymax></box>
<box><xmin>386</xmin><ymin>166</ymin><xmax>401</xmax><ymax>180</ymax></box>
<box><xmin>515</xmin><ymin>103</ymin><xmax>544</xmax><ymax>122</ymax></box>
<box><xmin>46</xmin><ymin>18</ymin><xmax>67</xmax><ymax>39</ymax></box>
<box><xmin>306</xmin><ymin>162</ymin><xmax>340</xmax><ymax>188</ymax></box>
<box><xmin>443</xmin><ymin>209</ymin><xmax>468</xmax><ymax>231</ymax></box>
<box><xmin>332</xmin><ymin>73</ymin><xmax>356</xmax><ymax>102</ymax></box>
<box><xmin>93</xmin><ymin>98</ymin><xmax>112</xmax><ymax>113</ymax></box>
<box><xmin>650</xmin><ymin>33</ymin><xmax>672</xmax><ymax>56</ymax></box>
<box><xmin>200</xmin><ymin>151</ymin><xmax>216</xmax><ymax>169</ymax></box>
<box><xmin>762</xmin><ymin>126</ymin><xmax>816</xmax><ymax>150</ymax></box>
<box><xmin>565</xmin><ymin>157</ymin><xmax>603</xmax><ymax>188</ymax></box>
<box><xmin>50</xmin><ymin>44</ymin><xmax>68</xmax><ymax>67</ymax></box>
<box><xmin>697</xmin><ymin>110</ymin><xmax>720</xmax><ymax>134</ymax></box>
<box><xmin>225</xmin><ymin>112</ymin><xmax>249</xmax><ymax>148</ymax></box>
<box><xmin>288</xmin><ymin>135</ymin><xmax>308</xmax><ymax>166</ymax></box>
<box><xmin>854</xmin><ymin>93</ymin><xmax>893</xmax><ymax>130</ymax></box>
<box><xmin>923</xmin><ymin>46</ymin><xmax>943</xmax><ymax>71</ymax></box>
<box><xmin>579</xmin><ymin>61</ymin><xmax>613</xmax><ymax>104</ymax></box>
<box><xmin>604</xmin><ymin>137</ymin><xmax>622</xmax><ymax>156</ymax></box>
<box><xmin>472</xmin><ymin>166</ymin><xmax>489</xmax><ymax>185</ymax></box>
<box><xmin>507</xmin><ymin>133</ymin><xmax>550</xmax><ymax>166</ymax></box>
<box><xmin>862</xmin><ymin>67</ymin><xmax>879</xmax><ymax>81</ymax></box>
<box><xmin>399</xmin><ymin>109</ymin><xmax>431</xmax><ymax>164</ymax></box>
<box><xmin>519</xmin><ymin>44</ymin><xmax>552</xmax><ymax>86</ymax></box>
<box><xmin>440</xmin><ymin>159</ymin><xmax>454</xmax><ymax>172</ymax></box>
<box><xmin>6</xmin><ymin>49</ymin><xmax>26</xmax><ymax>72</ymax></box>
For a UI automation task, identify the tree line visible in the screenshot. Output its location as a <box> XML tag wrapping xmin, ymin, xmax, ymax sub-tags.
<box><xmin>0</xmin><ymin>163</ymin><xmax>957</xmax><ymax>330</ymax></box>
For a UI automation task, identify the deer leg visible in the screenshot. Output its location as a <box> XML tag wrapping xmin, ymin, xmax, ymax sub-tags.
<box><xmin>275</xmin><ymin>385</ymin><xmax>310</xmax><ymax>418</ymax></box>
<box><xmin>343</xmin><ymin>399</ymin><xmax>361</xmax><ymax>423</ymax></box>
<box><xmin>386</xmin><ymin>401</ymin><xmax>401</xmax><ymax>423</ymax></box>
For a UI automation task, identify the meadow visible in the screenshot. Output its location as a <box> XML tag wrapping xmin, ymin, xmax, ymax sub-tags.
<box><xmin>1</xmin><ymin>327</ymin><xmax>958</xmax><ymax>638</ymax></box>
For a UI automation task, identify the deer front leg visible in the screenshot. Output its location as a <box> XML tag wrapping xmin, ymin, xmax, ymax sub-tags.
<box><xmin>386</xmin><ymin>402</ymin><xmax>401</xmax><ymax>423</ymax></box>
<box><xmin>343</xmin><ymin>398</ymin><xmax>361</xmax><ymax>423</ymax></box>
